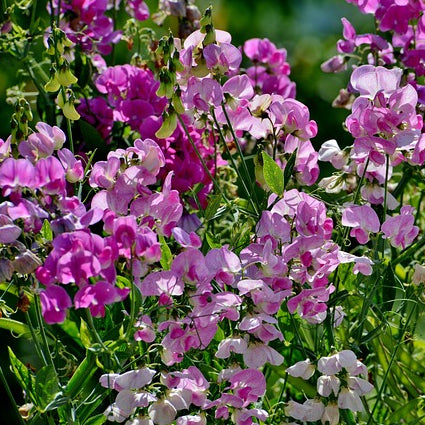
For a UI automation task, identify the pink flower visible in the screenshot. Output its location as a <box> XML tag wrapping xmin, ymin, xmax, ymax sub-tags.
<box><xmin>183</xmin><ymin>77</ymin><xmax>223</xmax><ymax>112</ymax></box>
<box><xmin>100</xmin><ymin>368</ymin><xmax>156</xmax><ymax>391</ymax></box>
<box><xmin>350</xmin><ymin>65</ymin><xmax>402</xmax><ymax>99</ymax></box>
<box><xmin>228</xmin><ymin>369</ymin><xmax>266</xmax><ymax>407</ymax></box>
<box><xmin>203</xmin><ymin>42</ymin><xmax>242</xmax><ymax>73</ymax></box>
<box><xmin>286</xmin><ymin>359</ymin><xmax>316</xmax><ymax>380</ymax></box>
<box><xmin>0</xmin><ymin>158</ymin><xmax>36</xmax><ymax>195</ymax></box>
<box><xmin>381</xmin><ymin>205</ymin><xmax>419</xmax><ymax>248</ymax></box>
<box><xmin>342</xmin><ymin>204</ymin><xmax>380</xmax><ymax>243</ymax></box>
<box><xmin>134</xmin><ymin>315</ymin><xmax>156</xmax><ymax>343</ymax></box>
<box><xmin>0</xmin><ymin>214</ymin><xmax>21</xmax><ymax>243</ymax></box>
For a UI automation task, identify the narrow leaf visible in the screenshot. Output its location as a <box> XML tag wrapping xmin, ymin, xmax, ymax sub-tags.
<box><xmin>204</xmin><ymin>194</ymin><xmax>222</xmax><ymax>221</ymax></box>
<box><xmin>283</xmin><ymin>149</ymin><xmax>297</xmax><ymax>189</ymax></box>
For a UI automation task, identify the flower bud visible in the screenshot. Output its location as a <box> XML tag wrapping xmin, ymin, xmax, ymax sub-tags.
<box><xmin>155</xmin><ymin>112</ymin><xmax>177</xmax><ymax>139</ymax></box>
<box><xmin>44</xmin><ymin>74</ymin><xmax>60</xmax><ymax>92</ymax></box>
<box><xmin>13</xmin><ymin>250</ymin><xmax>42</xmax><ymax>275</ymax></box>
<box><xmin>0</xmin><ymin>258</ymin><xmax>13</xmax><ymax>282</ymax></box>
<box><xmin>56</xmin><ymin>66</ymin><xmax>78</xmax><ymax>86</ymax></box>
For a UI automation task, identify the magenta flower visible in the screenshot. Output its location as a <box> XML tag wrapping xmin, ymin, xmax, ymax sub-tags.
<box><xmin>228</xmin><ymin>369</ymin><xmax>266</xmax><ymax>407</ymax></box>
<box><xmin>203</xmin><ymin>42</ymin><xmax>242</xmax><ymax>74</ymax></box>
<box><xmin>74</xmin><ymin>280</ymin><xmax>129</xmax><ymax>317</ymax></box>
<box><xmin>40</xmin><ymin>284</ymin><xmax>72</xmax><ymax>324</ymax></box>
<box><xmin>0</xmin><ymin>158</ymin><xmax>36</xmax><ymax>195</ymax></box>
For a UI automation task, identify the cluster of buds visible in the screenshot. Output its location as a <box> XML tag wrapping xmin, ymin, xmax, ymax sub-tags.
<box><xmin>44</xmin><ymin>28</ymin><xmax>80</xmax><ymax>120</ymax></box>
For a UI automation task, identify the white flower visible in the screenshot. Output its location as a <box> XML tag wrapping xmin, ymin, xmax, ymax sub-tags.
<box><xmin>286</xmin><ymin>359</ymin><xmax>316</xmax><ymax>380</ymax></box>
<box><xmin>317</xmin><ymin>375</ymin><xmax>340</xmax><ymax>397</ymax></box>
<box><xmin>321</xmin><ymin>402</ymin><xmax>340</xmax><ymax>425</ymax></box>
<box><xmin>148</xmin><ymin>400</ymin><xmax>177</xmax><ymax>425</ymax></box>
<box><xmin>338</xmin><ymin>387</ymin><xmax>364</xmax><ymax>412</ymax></box>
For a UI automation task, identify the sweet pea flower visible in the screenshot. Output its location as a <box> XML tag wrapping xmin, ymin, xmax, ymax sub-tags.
<box><xmin>342</xmin><ymin>204</ymin><xmax>380</xmax><ymax>244</ymax></box>
<box><xmin>74</xmin><ymin>281</ymin><xmax>129</xmax><ymax>317</ymax></box>
<box><xmin>286</xmin><ymin>359</ymin><xmax>316</xmax><ymax>380</ymax></box>
<box><xmin>183</xmin><ymin>77</ymin><xmax>223</xmax><ymax>112</ymax></box>
<box><xmin>381</xmin><ymin>205</ymin><xmax>419</xmax><ymax>249</ymax></box>
<box><xmin>338</xmin><ymin>387</ymin><xmax>364</xmax><ymax>412</ymax></box>
<box><xmin>412</xmin><ymin>264</ymin><xmax>425</xmax><ymax>285</ymax></box>
<box><xmin>148</xmin><ymin>399</ymin><xmax>176</xmax><ymax>425</ymax></box>
<box><xmin>350</xmin><ymin>65</ymin><xmax>402</xmax><ymax>99</ymax></box>
<box><xmin>40</xmin><ymin>284</ymin><xmax>72</xmax><ymax>324</ymax></box>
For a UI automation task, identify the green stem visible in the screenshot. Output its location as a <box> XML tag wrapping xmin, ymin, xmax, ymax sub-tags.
<box><xmin>25</xmin><ymin>309</ymin><xmax>48</xmax><ymax>366</ymax></box>
<box><xmin>381</xmin><ymin>154</ymin><xmax>390</xmax><ymax>258</ymax></box>
<box><xmin>124</xmin><ymin>259</ymin><xmax>137</xmax><ymax>341</ymax></box>
<box><xmin>366</xmin><ymin>305</ymin><xmax>417</xmax><ymax>425</ymax></box>
<box><xmin>211</xmin><ymin>108</ymin><xmax>258</xmax><ymax>215</ymax></box>
<box><xmin>33</xmin><ymin>293</ymin><xmax>56</xmax><ymax>371</ymax></box>
<box><xmin>64</xmin><ymin>350</ymin><xmax>96</xmax><ymax>399</ymax></box>
<box><xmin>0</xmin><ymin>366</ymin><xmax>27</xmax><ymax>425</ymax></box>
<box><xmin>85</xmin><ymin>310</ymin><xmax>120</xmax><ymax>368</ymax></box>
<box><xmin>391</xmin><ymin>235</ymin><xmax>425</xmax><ymax>266</ymax></box>
<box><xmin>66</xmin><ymin>117</ymin><xmax>74</xmax><ymax>153</ymax></box>
<box><xmin>177</xmin><ymin>114</ymin><xmax>229</xmax><ymax>202</ymax></box>
<box><xmin>221</xmin><ymin>103</ymin><xmax>260</xmax><ymax>208</ymax></box>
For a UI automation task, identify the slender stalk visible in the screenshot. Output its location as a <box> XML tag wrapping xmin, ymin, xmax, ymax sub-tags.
<box><xmin>381</xmin><ymin>154</ymin><xmax>390</xmax><ymax>257</ymax></box>
<box><xmin>221</xmin><ymin>103</ymin><xmax>260</xmax><ymax>208</ymax></box>
<box><xmin>177</xmin><ymin>114</ymin><xmax>229</xmax><ymax>202</ymax></box>
<box><xmin>66</xmin><ymin>117</ymin><xmax>74</xmax><ymax>153</ymax></box>
<box><xmin>124</xmin><ymin>256</ymin><xmax>137</xmax><ymax>342</ymax></box>
<box><xmin>33</xmin><ymin>293</ymin><xmax>56</xmax><ymax>371</ymax></box>
<box><xmin>0</xmin><ymin>366</ymin><xmax>27</xmax><ymax>425</ymax></box>
<box><xmin>85</xmin><ymin>310</ymin><xmax>120</xmax><ymax>368</ymax></box>
<box><xmin>25</xmin><ymin>308</ymin><xmax>48</xmax><ymax>366</ymax></box>
<box><xmin>211</xmin><ymin>109</ymin><xmax>258</xmax><ymax>214</ymax></box>
<box><xmin>366</xmin><ymin>304</ymin><xmax>417</xmax><ymax>425</ymax></box>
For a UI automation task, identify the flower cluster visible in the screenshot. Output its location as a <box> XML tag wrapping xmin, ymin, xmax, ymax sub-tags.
<box><xmin>285</xmin><ymin>350</ymin><xmax>374</xmax><ymax>424</ymax></box>
<box><xmin>49</xmin><ymin>0</ymin><xmax>149</xmax><ymax>55</ymax></box>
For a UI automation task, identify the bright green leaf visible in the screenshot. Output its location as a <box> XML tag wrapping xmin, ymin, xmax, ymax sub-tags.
<box><xmin>159</xmin><ymin>235</ymin><xmax>172</xmax><ymax>270</ymax></box>
<box><xmin>35</xmin><ymin>365</ymin><xmax>60</xmax><ymax>412</ymax></box>
<box><xmin>261</xmin><ymin>151</ymin><xmax>284</xmax><ymax>196</ymax></box>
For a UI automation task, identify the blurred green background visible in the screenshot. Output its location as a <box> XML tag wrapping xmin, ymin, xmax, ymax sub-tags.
<box><xmin>0</xmin><ymin>1</ymin><xmax>373</xmax><ymax>424</ymax></box>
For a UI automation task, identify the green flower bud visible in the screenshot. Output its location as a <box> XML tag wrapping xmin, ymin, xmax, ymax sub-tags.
<box><xmin>56</xmin><ymin>66</ymin><xmax>78</xmax><ymax>86</ymax></box>
<box><xmin>155</xmin><ymin>111</ymin><xmax>177</xmax><ymax>139</ymax></box>
<box><xmin>44</xmin><ymin>75</ymin><xmax>60</xmax><ymax>92</ymax></box>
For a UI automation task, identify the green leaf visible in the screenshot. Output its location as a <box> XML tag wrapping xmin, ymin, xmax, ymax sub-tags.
<box><xmin>80</xmin><ymin>319</ymin><xmax>92</xmax><ymax>349</ymax></box>
<box><xmin>83</xmin><ymin>414</ymin><xmax>107</xmax><ymax>425</ymax></box>
<box><xmin>41</xmin><ymin>219</ymin><xmax>53</xmax><ymax>241</ymax></box>
<box><xmin>159</xmin><ymin>235</ymin><xmax>172</xmax><ymax>270</ymax></box>
<box><xmin>205</xmin><ymin>232</ymin><xmax>221</xmax><ymax>249</ymax></box>
<box><xmin>0</xmin><ymin>317</ymin><xmax>31</xmax><ymax>337</ymax></box>
<box><xmin>8</xmin><ymin>346</ymin><xmax>37</xmax><ymax>405</ymax></box>
<box><xmin>261</xmin><ymin>151</ymin><xmax>284</xmax><ymax>196</ymax></box>
<box><xmin>35</xmin><ymin>365</ymin><xmax>60</xmax><ymax>412</ymax></box>
<box><xmin>204</xmin><ymin>194</ymin><xmax>222</xmax><ymax>221</ymax></box>
<box><xmin>64</xmin><ymin>350</ymin><xmax>97</xmax><ymax>399</ymax></box>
